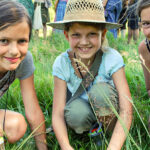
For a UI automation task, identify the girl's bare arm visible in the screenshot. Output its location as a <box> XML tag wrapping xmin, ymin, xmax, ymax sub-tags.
<box><xmin>20</xmin><ymin>74</ymin><xmax>47</xmax><ymax>150</ymax></box>
<box><xmin>52</xmin><ymin>77</ymin><xmax>74</xmax><ymax>150</ymax></box>
<box><xmin>107</xmin><ymin>67</ymin><xmax>133</xmax><ymax>150</ymax></box>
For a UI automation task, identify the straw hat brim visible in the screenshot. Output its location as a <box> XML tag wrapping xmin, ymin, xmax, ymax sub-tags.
<box><xmin>47</xmin><ymin>20</ymin><xmax>122</xmax><ymax>30</ymax></box>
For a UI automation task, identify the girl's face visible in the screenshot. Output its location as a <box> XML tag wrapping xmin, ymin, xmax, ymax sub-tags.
<box><xmin>0</xmin><ymin>20</ymin><xmax>30</xmax><ymax>73</ymax></box>
<box><xmin>64</xmin><ymin>23</ymin><xmax>106</xmax><ymax>62</ymax></box>
<box><xmin>141</xmin><ymin>7</ymin><xmax>150</xmax><ymax>40</ymax></box>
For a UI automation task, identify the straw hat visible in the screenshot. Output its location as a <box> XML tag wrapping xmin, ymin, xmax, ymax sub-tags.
<box><xmin>48</xmin><ymin>0</ymin><xmax>122</xmax><ymax>30</ymax></box>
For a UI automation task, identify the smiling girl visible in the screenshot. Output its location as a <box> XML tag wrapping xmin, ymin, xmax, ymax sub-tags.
<box><xmin>48</xmin><ymin>0</ymin><xmax>133</xmax><ymax>149</ymax></box>
<box><xmin>137</xmin><ymin>0</ymin><xmax>150</xmax><ymax>133</ymax></box>
<box><xmin>0</xmin><ymin>1</ymin><xmax>47</xmax><ymax>149</ymax></box>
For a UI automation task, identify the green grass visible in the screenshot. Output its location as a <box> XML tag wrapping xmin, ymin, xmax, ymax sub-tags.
<box><xmin>1</xmin><ymin>31</ymin><xmax>150</xmax><ymax>149</ymax></box>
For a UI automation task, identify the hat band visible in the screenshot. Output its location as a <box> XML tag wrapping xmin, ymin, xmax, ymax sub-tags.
<box><xmin>64</xmin><ymin>12</ymin><xmax>106</xmax><ymax>22</ymax></box>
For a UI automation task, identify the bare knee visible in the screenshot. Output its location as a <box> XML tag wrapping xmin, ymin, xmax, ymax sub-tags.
<box><xmin>5</xmin><ymin>113</ymin><xmax>27</xmax><ymax>143</ymax></box>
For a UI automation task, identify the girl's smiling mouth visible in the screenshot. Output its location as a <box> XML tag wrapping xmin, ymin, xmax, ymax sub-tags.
<box><xmin>4</xmin><ymin>56</ymin><xmax>20</xmax><ymax>63</ymax></box>
<box><xmin>78</xmin><ymin>47</ymin><xmax>92</xmax><ymax>52</ymax></box>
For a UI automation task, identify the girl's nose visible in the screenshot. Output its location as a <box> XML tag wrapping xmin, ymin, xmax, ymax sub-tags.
<box><xmin>9</xmin><ymin>42</ymin><xmax>19</xmax><ymax>56</ymax></box>
<box><xmin>80</xmin><ymin>36</ymin><xmax>89</xmax><ymax>45</ymax></box>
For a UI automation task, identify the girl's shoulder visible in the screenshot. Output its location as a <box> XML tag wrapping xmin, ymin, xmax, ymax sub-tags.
<box><xmin>103</xmin><ymin>47</ymin><xmax>122</xmax><ymax>59</ymax></box>
<box><xmin>101</xmin><ymin>47</ymin><xmax>124</xmax><ymax>76</ymax></box>
<box><xmin>15</xmin><ymin>51</ymin><xmax>35</xmax><ymax>80</ymax></box>
<box><xmin>19</xmin><ymin>51</ymin><xmax>34</xmax><ymax>67</ymax></box>
<box><xmin>52</xmin><ymin>49</ymin><xmax>76</xmax><ymax>82</ymax></box>
<box><xmin>53</xmin><ymin>50</ymin><xmax>71</xmax><ymax>67</ymax></box>
<box><xmin>102</xmin><ymin>47</ymin><xmax>124</xmax><ymax>67</ymax></box>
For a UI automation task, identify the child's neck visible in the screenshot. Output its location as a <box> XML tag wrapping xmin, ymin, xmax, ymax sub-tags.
<box><xmin>74</xmin><ymin>54</ymin><xmax>95</xmax><ymax>69</ymax></box>
<box><xmin>73</xmin><ymin>52</ymin><xmax>96</xmax><ymax>79</ymax></box>
<box><xmin>69</xmin><ymin>51</ymin><xmax>97</xmax><ymax>78</ymax></box>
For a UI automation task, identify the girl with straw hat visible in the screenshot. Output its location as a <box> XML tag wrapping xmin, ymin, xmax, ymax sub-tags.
<box><xmin>48</xmin><ymin>0</ymin><xmax>132</xmax><ymax>149</ymax></box>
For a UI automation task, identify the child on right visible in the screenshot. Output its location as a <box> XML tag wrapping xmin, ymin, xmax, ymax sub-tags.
<box><xmin>137</xmin><ymin>0</ymin><xmax>150</xmax><ymax>132</ymax></box>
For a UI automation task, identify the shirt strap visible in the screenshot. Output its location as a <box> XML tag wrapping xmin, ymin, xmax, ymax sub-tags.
<box><xmin>145</xmin><ymin>38</ymin><xmax>150</xmax><ymax>53</ymax></box>
<box><xmin>66</xmin><ymin>50</ymin><xmax>103</xmax><ymax>105</ymax></box>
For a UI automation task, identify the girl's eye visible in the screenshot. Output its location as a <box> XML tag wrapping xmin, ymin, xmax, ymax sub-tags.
<box><xmin>71</xmin><ymin>33</ymin><xmax>80</xmax><ymax>37</ymax></box>
<box><xmin>18</xmin><ymin>39</ymin><xmax>28</xmax><ymax>44</ymax></box>
<box><xmin>89</xmin><ymin>32</ymin><xmax>98</xmax><ymax>36</ymax></box>
<box><xmin>0</xmin><ymin>39</ymin><xmax>8</xmax><ymax>45</ymax></box>
<box><xmin>142</xmin><ymin>21</ymin><xmax>150</xmax><ymax>28</ymax></box>
<box><xmin>90</xmin><ymin>32</ymin><xmax>97</xmax><ymax>35</ymax></box>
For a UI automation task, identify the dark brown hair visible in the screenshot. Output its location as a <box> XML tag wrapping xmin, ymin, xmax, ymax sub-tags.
<box><xmin>137</xmin><ymin>0</ymin><xmax>150</xmax><ymax>17</ymax></box>
<box><xmin>0</xmin><ymin>0</ymin><xmax>32</xmax><ymax>40</ymax></box>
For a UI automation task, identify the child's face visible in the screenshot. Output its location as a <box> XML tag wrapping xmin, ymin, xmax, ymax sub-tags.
<box><xmin>0</xmin><ymin>20</ymin><xmax>30</xmax><ymax>73</ymax></box>
<box><xmin>64</xmin><ymin>23</ymin><xmax>105</xmax><ymax>61</ymax></box>
<box><xmin>141</xmin><ymin>7</ymin><xmax>150</xmax><ymax>40</ymax></box>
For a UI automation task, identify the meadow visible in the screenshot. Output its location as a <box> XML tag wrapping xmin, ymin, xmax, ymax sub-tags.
<box><xmin>0</xmin><ymin>29</ymin><xmax>149</xmax><ymax>150</ymax></box>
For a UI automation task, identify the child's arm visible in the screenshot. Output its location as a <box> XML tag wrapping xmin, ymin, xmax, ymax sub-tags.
<box><xmin>107</xmin><ymin>67</ymin><xmax>133</xmax><ymax>150</ymax></box>
<box><xmin>20</xmin><ymin>74</ymin><xmax>47</xmax><ymax>150</ymax></box>
<box><xmin>52</xmin><ymin>76</ymin><xmax>74</xmax><ymax>150</ymax></box>
<box><xmin>138</xmin><ymin>41</ymin><xmax>150</xmax><ymax>97</ymax></box>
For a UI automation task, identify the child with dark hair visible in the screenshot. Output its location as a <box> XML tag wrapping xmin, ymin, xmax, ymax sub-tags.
<box><xmin>0</xmin><ymin>1</ymin><xmax>47</xmax><ymax>149</ymax></box>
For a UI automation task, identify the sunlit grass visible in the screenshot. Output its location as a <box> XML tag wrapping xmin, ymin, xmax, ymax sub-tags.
<box><xmin>1</xmin><ymin>30</ymin><xmax>150</xmax><ymax>149</ymax></box>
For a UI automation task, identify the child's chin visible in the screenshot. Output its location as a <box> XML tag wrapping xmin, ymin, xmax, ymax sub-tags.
<box><xmin>8</xmin><ymin>63</ymin><xmax>20</xmax><ymax>71</ymax></box>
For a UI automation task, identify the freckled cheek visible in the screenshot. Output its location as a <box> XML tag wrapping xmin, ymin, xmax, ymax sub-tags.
<box><xmin>0</xmin><ymin>47</ymin><xmax>8</xmax><ymax>56</ymax></box>
<box><xmin>69</xmin><ymin>39</ymin><xmax>79</xmax><ymax>48</ymax></box>
<box><xmin>92</xmin><ymin>38</ymin><xmax>101</xmax><ymax>47</ymax></box>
